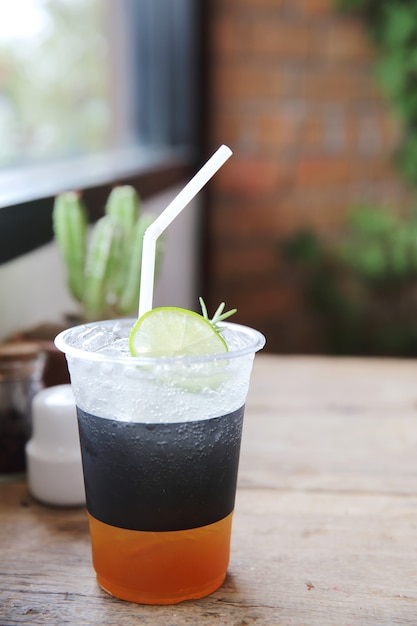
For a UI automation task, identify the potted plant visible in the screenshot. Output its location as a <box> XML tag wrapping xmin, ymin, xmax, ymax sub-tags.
<box><xmin>12</xmin><ymin>185</ymin><xmax>163</xmax><ymax>387</ymax></box>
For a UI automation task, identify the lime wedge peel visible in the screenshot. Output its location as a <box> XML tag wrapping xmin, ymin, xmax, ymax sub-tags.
<box><xmin>129</xmin><ymin>307</ymin><xmax>228</xmax><ymax>358</ymax></box>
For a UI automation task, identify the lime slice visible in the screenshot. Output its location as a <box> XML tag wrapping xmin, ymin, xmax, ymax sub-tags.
<box><xmin>129</xmin><ymin>307</ymin><xmax>228</xmax><ymax>357</ymax></box>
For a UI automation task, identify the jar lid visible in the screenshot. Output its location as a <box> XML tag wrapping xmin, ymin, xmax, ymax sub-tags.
<box><xmin>0</xmin><ymin>342</ymin><xmax>42</xmax><ymax>362</ymax></box>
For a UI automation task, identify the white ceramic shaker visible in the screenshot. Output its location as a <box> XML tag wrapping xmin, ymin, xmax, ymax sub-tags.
<box><xmin>26</xmin><ymin>384</ymin><xmax>85</xmax><ymax>506</ymax></box>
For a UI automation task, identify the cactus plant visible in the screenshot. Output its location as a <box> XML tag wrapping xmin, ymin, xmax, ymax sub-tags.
<box><xmin>53</xmin><ymin>185</ymin><xmax>163</xmax><ymax>321</ymax></box>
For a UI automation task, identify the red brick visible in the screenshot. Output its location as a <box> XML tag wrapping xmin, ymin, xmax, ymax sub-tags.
<box><xmin>298</xmin><ymin>68</ymin><xmax>380</xmax><ymax>101</ymax></box>
<box><xmin>213</xmin><ymin>156</ymin><xmax>291</xmax><ymax>196</ymax></box>
<box><xmin>333</xmin><ymin>112</ymin><xmax>396</xmax><ymax>154</ymax></box>
<box><xmin>323</xmin><ymin>22</ymin><xmax>375</xmax><ymax>62</ymax></box>
<box><xmin>223</xmin><ymin>0</ymin><xmax>286</xmax><ymax>7</ymax></box>
<box><xmin>211</xmin><ymin>278</ymin><xmax>299</xmax><ymax>321</ymax></box>
<box><xmin>351</xmin><ymin>156</ymin><xmax>400</xmax><ymax>182</ymax></box>
<box><xmin>298</xmin><ymin>0</ymin><xmax>333</xmax><ymax>15</ymax></box>
<box><xmin>212</xmin><ymin>14</ymin><xmax>314</xmax><ymax>59</ymax></box>
<box><xmin>212</xmin><ymin>62</ymin><xmax>291</xmax><ymax>102</ymax></box>
<box><xmin>210</xmin><ymin>113</ymin><xmax>243</xmax><ymax>149</ymax></box>
<box><xmin>210</xmin><ymin>237</ymin><xmax>278</xmax><ymax>282</ymax></box>
<box><xmin>240</xmin><ymin>283</ymin><xmax>299</xmax><ymax>320</ymax></box>
<box><xmin>247</xmin><ymin>20</ymin><xmax>313</xmax><ymax>58</ymax></box>
<box><xmin>275</xmin><ymin>186</ymin><xmax>353</xmax><ymax>235</ymax></box>
<box><xmin>296</xmin><ymin>157</ymin><xmax>353</xmax><ymax>185</ymax></box>
<box><xmin>257</xmin><ymin>112</ymin><xmax>303</xmax><ymax>149</ymax></box>
<box><xmin>301</xmin><ymin>115</ymin><xmax>325</xmax><ymax>148</ymax></box>
<box><xmin>211</xmin><ymin>13</ymin><xmax>240</xmax><ymax>58</ymax></box>
<box><xmin>210</xmin><ymin>202</ymin><xmax>271</xmax><ymax>239</ymax></box>
<box><xmin>210</xmin><ymin>198</ymin><xmax>301</xmax><ymax>239</ymax></box>
<box><xmin>344</xmin><ymin>115</ymin><xmax>359</xmax><ymax>151</ymax></box>
<box><xmin>379</xmin><ymin>113</ymin><xmax>403</xmax><ymax>147</ymax></box>
<box><xmin>354</xmin><ymin>181</ymin><xmax>413</xmax><ymax>210</ymax></box>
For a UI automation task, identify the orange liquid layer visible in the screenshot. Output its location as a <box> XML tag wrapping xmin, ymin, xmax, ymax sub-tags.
<box><xmin>88</xmin><ymin>512</ymin><xmax>233</xmax><ymax>604</ymax></box>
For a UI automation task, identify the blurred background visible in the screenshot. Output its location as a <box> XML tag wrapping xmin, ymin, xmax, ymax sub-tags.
<box><xmin>1</xmin><ymin>0</ymin><xmax>417</xmax><ymax>357</ymax></box>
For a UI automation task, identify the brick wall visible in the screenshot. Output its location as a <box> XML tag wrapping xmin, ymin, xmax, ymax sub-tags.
<box><xmin>203</xmin><ymin>0</ymin><xmax>413</xmax><ymax>353</ymax></box>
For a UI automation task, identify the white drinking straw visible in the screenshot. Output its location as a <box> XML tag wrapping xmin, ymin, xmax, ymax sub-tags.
<box><xmin>138</xmin><ymin>144</ymin><xmax>233</xmax><ymax>317</ymax></box>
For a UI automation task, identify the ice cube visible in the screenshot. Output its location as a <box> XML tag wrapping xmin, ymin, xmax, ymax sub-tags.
<box><xmin>220</xmin><ymin>326</ymin><xmax>247</xmax><ymax>352</ymax></box>
<box><xmin>96</xmin><ymin>337</ymin><xmax>130</xmax><ymax>357</ymax></box>
<box><xmin>71</xmin><ymin>325</ymin><xmax>120</xmax><ymax>352</ymax></box>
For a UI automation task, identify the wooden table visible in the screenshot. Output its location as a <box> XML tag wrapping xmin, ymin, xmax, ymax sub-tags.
<box><xmin>1</xmin><ymin>355</ymin><xmax>417</xmax><ymax>625</ymax></box>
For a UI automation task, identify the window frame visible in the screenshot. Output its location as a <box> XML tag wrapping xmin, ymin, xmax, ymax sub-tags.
<box><xmin>0</xmin><ymin>148</ymin><xmax>193</xmax><ymax>264</ymax></box>
<box><xmin>0</xmin><ymin>0</ymin><xmax>203</xmax><ymax>265</ymax></box>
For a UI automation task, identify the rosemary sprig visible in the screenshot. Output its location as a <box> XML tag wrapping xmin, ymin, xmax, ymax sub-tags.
<box><xmin>199</xmin><ymin>297</ymin><xmax>237</xmax><ymax>332</ymax></box>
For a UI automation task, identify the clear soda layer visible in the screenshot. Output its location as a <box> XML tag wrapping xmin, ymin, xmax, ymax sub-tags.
<box><xmin>56</xmin><ymin>319</ymin><xmax>265</xmax><ymax>423</ymax></box>
<box><xmin>54</xmin><ymin>318</ymin><xmax>265</xmax><ymax>604</ymax></box>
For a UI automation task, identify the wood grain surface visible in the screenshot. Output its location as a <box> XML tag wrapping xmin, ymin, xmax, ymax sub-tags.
<box><xmin>1</xmin><ymin>355</ymin><xmax>417</xmax><ymax>625</ymax></box>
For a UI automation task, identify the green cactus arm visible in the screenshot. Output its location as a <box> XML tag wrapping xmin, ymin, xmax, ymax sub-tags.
<box><xmin>83</xmin><ymin>215</ymin><xmax>122</xmax><ymax>320</ymax></box>
<box><xmin>53</xmin><ymin>185</ymin><xmax>167</xmax><ymax>320</ymax></box>
<box><xmin>118</xmin><ymin>213</ymin><xmax>158</xmax><ymax>315</ymax></box>
<box><xmin>105</xmin><ymin>185</ymin><xmax>141</xmax><ymax>298</ymax></box>
<box><xmin>105</xmin><ymin>185</ymin><xmax>139</xmax><ymax>234</ymax></box>
<box><xmin>105</xmin><ymin>220</ymin><xmax>125</xmax><ymax>304</ymax></box>
<box><xmin>52</xmin><ymin>191</ymin><xmax>87</xmax><ymax>302</ymax></box>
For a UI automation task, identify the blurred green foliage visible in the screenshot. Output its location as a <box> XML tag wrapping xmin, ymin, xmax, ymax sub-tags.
<box><xmin>335</xmin><ymin>0</ymin><xmax>417</xmax><ymax>184</ymax></box>
<box><xmin>281</xmin><ymin>207</ymin><xmax>417</xmax><ymax>356</ymax></box>
<box><xmin>0</xmin><ymin>0</ymin><xmax>111</xmax><ymax>167</ymax></box>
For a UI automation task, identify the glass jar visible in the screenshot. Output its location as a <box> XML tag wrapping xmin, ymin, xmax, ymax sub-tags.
<box><xmin>0</xmin><ymin>343</ymin><xmax>45</xmax><ymax>474</ymax></box>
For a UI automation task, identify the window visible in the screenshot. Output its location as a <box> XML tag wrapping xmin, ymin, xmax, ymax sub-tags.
<box><xmin>0</xmin><ymin>0</ymin><xmax>115</xmax><ymax>167</ymax></box>
<box><xmin>0</xmin><ymin>0</ymin><xmax>201</xmax><ymax>263</ymax></box>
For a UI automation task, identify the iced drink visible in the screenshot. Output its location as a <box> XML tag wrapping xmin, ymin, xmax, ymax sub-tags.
<box><xmin>55</xmin><ymin>318</ymin><xmax>265</xmax><ymax>604</ymax></box>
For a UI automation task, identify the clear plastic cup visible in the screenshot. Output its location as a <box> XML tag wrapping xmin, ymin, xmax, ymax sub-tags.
<box><xmin>55</xmin><ymin>318</ymin><xmax>265</xmax><ymax>605</ymax></box>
